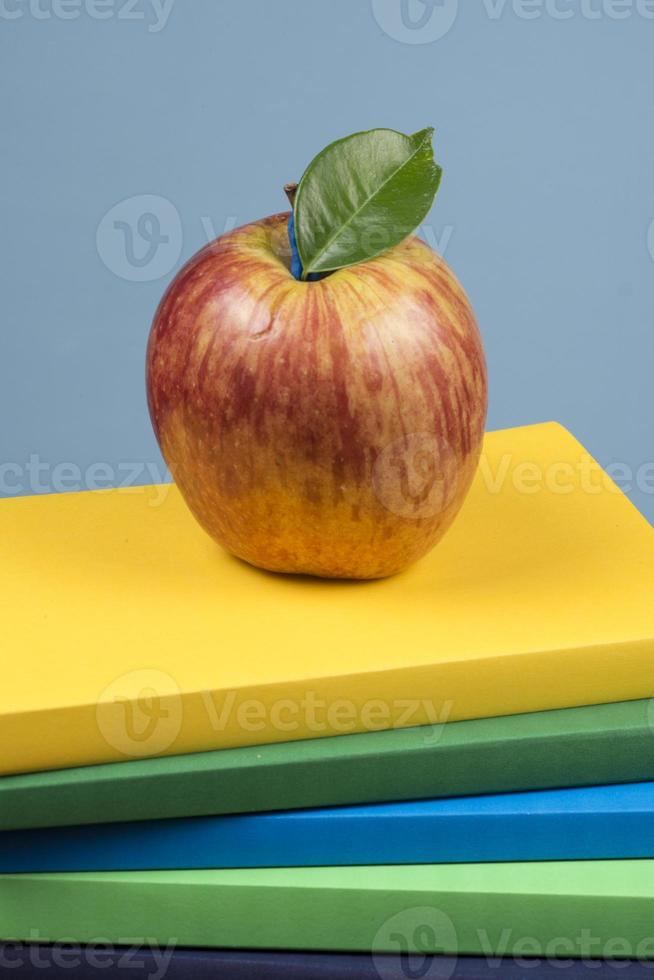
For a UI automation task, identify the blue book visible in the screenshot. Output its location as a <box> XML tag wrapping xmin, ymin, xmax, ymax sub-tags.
<box><xmin>2</xmin><ymin>946</ymin><xmax>653</xmax><ymax>978</ymax></box>
<box><xmin>2</xmin><ymin>781</ymin><xmax>654</xmax><ymax>872</ymax></box>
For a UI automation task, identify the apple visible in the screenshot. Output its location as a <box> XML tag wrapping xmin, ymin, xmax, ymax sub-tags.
<box><xmin>146</xmin><ymin>212</ymin><xmax>487</xmax><ymax>578</ymax></box>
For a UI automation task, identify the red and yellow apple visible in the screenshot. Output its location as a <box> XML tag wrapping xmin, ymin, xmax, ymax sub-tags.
<box><xmin>146</xmin><ymin>213</ymin><xmax>487</xmax><ymax>578</ymax></box>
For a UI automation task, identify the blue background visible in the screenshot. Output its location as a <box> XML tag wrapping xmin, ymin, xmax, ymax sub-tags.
<box><xmin>1</xmin><ymin>0</ymin><xmax>653</xmax><ymax>520</ymax></box>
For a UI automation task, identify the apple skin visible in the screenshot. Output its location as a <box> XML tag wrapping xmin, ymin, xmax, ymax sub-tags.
<box><xmin>146</xmin><ymin>212</ymin><xmax>487</xmax><ymax>579</ymax></box>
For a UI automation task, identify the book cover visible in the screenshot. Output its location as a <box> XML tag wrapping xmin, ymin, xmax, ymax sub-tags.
<box><xmin>4</xmin><ymin>782</ymin><xmax>654</xmax><ymax>871</ymax></box>
<box><xmin>4</xmin><ymin>862</ymin><xmax>654</xmax><ymax>954</ymax></box>
<box><xmin>2</xmin><ymin>945</ymin><xmax>652</xmax><ymax>978</ymax></box>
<box><xmin>3</xmin><ymin>697</ymin><xmax>653</xmax><ymax>832</ymax></box>
<box><xmin>2</xmin><ymin>422</ymin><xmax>653</xmax><ymax>775</ymax></box>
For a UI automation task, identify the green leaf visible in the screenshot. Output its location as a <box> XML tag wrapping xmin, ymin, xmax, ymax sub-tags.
<box><xmin>294</xmin><ymin>127</ymin><xmax>442</xmax><ymax>277</ymax></box>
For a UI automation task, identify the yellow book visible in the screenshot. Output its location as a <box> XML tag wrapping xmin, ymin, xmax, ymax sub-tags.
<box><xmin>1</xmin><ymin>422</ymin><xmax>653</xmax><ymax>776</ymax></box>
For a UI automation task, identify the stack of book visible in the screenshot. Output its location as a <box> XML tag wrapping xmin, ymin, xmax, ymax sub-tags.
<box><xmin>2</xmin><ymin>422</ymin><xmax>654</xmax><ymax>978</ymax></box>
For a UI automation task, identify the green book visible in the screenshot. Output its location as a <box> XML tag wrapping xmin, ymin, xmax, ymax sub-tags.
<box><xmin>2</xmin><ymin>698</ymin><xmax>654</xmax><ymax>831</ymax></box>
<box><xmin>4</xmin><ymin>862</ymin><xmax>654</xmax><ymax>955</ymax></box>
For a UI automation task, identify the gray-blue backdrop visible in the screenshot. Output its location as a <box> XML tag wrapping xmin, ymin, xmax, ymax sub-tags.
<box><xmin>2</xmin><ymin>0</ymin><xmax>653</xmax><ymax>520</ymax></box>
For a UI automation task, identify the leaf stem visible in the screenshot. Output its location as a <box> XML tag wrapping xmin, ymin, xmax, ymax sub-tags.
<box><xmin>284</xmin><ymin>183</ymin><xmax>298</xmax><ymax>208</ymax></box>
